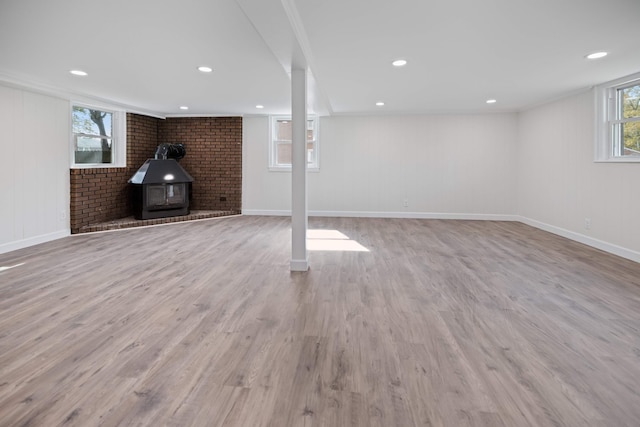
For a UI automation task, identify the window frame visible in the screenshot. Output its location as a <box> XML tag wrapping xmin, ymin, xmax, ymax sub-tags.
<box><xmin>595</xmin><ymin>71</ymin><xmax>640</xmax><ymax>162</ymax></box>
<box><xmin>268</xmin><ymin>115</ymin><xmax>319</xmax><ymax>172</ymax></box>
<box><xmin>70</xmin><ymin>102</ymin><xmax>126</xmax><ymax>168</ymax></box>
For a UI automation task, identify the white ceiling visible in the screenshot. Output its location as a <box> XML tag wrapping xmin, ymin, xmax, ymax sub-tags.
<box><xmin>1</xmin><ymin>0</ymin><xmax>639</xmax><ymax>117</ymax></box>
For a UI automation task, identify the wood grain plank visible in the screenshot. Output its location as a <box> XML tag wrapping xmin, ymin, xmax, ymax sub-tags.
<box><xmin>1</xmin><ymin>216</ymin><xmax>640</xmax><ymax>426</ymax></box>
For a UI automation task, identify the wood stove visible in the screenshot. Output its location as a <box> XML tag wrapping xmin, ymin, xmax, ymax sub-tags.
<box><xmin>129</xmin><ymin>144</ymin><xmax>194</xmax><ymax>220</ymax></box>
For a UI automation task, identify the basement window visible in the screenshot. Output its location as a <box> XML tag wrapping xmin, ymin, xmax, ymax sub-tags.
<box><xmin>269</xmin><ymin>115</ymin><xmax>319</xmax><ymax>171</ymax></box>
<box><xmin>71</xmin><ymin>103</ymin><xmax>126</xmax><ymax>168</ymax></box>
<box><xmin>595</xmin><ymin>71</ymin><xmax>640</xmax><ymax>162</ymax></box>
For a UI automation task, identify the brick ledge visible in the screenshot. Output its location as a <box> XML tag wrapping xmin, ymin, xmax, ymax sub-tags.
<box><xmin>76</xmin><ymin>210</ymin><xmax>240</xmax><ymax>234</ymax></box>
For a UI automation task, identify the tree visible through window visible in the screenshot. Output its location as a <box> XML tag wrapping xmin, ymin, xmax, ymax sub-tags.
<box><xmin>620</xmin><ymin>83</ymin><xmax>640</xmax><ymax>156</ymax></box>
<box><xmin>595</xmin><ymin>72</ymin><xmax>640</xmax><ymax>162</ymax></box>
<box><xmin>72</xmin><ymin>106</ymin><xmax>113</xmax><ymax>164</ymax></box>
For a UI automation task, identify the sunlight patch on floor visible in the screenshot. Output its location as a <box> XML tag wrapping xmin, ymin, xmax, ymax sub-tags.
<box><xmin>0</xmin><ymin>262</ymin><xmax>25</xmax><ymax>273</ymax></box>
<box><xmin>307</xmin><ymin>229</ymin><xmax>370</xmax><ymax>252</ymax></box>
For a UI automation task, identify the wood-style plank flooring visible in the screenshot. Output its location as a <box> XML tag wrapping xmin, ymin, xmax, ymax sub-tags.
<box><xmin>1</xmin><ymin>216</ymin><xmax>640</xmax><ymax>426</ymax></box>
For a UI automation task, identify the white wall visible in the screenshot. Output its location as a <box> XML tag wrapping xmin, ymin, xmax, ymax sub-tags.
<box><xmin>0</xmin><ymin>84</ymin><xmax>70</xmax><ymax>254</ymax></box>
<box><xmin>517</xmin><ymin>90</ymin><xmax>640</xmax><ymax>261</ymax></box>
<box><xmin>3</xmin><ymin>83</ymin><xmax>635</xmax><ymax>262</ymax></box>
<box><xmin>243</xmin><ymin>116</ymin><xmax>293</xmax><ymax>212</ymax></box>
<box><xmin>243</xmin><ymin>114</ymin><xmax>518</xmax><ymax>219</ymax></box>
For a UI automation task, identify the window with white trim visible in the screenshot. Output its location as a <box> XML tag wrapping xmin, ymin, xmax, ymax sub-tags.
<box><xmin>269</xmin><ymin>115</ymin><xmax>318</xmax><ymax>171</ymax></box>
<box><xmin>595</xmin><ymin>72</ymin><xmax>640</xmax><ymax>161</ymax></box>
<box><xmin>71</xmin><ymin>104</ymin><xmax>126</xmax><ymax>168</ymax></box>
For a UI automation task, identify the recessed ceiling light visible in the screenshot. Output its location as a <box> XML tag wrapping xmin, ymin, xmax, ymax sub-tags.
<box><xmin>70</xmin><ymin>70</ymin><xmax>87</xmax><ymax>76</ymax></box>
<box><xmin>179</xmin><ymin>106</ymin><xmax>189</xmax><ymax>110</ymax></box>
<box><xmin>198</xmin><ymin>66</ymin><xmax>213</xmax><ymax>73</ymax></box>
<box><xmin>586</xmin><ymin>52</ymin><xmax>608</xmax><ymax>59</ymax></box>
<box><xmin>256</xmin><ymin>105</ymin><xmax>264</xmax><ymax>109</ymax></box>
<box><xmin>486</xmin><ymin>99</ymin><xmax>497</xmax><ymax>104</ymax></box>
<box><xmin>376</xmin><ymin>102</ymin><xmax>385</xmax><ymax>106</ymax></box>
<box><xmin>392</xmin><ymin>59</ymin><xmax>407</xmax><ymax>67</ymax></box>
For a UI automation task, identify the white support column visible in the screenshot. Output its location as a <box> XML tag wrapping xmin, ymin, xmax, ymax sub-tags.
<box><xmin>290</xmin><ymin>68</ymin><xmax>309</xmax><ymax>272</ymax></box>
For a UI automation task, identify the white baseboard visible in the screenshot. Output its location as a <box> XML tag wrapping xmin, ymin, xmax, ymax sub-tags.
<box><xmin>310</xmin><ymin>211</ymin><xmax>518</xmax><ymax>221</ymax></box>
<box><xmin>518</xmin><ymin>216</ymin><xmax>640</xmax><ymax>263</ymax></box>
<box><xmin>243</xmin><ymin>209</ymin><xmax>291</xmax><ymax>216</ymax></box>
<box><xmin>242</xmin><ymin>209</ymin><xmax>518</xmax><ymax>221</ymax></box>
<box><xmin>0</xmin><ymin>230</ymin><xmax>71</xmax><ymax>255</ymax></box>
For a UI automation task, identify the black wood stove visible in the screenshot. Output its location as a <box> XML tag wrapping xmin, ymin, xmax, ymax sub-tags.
<box><xmin>129</xmin><ymin>144</ymin><xmax>194</xmax><ymax>220</ymax></box>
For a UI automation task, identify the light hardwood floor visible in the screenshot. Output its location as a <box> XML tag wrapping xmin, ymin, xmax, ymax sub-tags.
<box><xmin>1</xmin><ymin>216</ymin><xmax>640</xmax><ymax>426</ymax></box>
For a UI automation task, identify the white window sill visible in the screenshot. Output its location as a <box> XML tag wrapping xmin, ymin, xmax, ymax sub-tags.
<box><xmin>594</xmin><ymin>158</ymin><xmax>640</xmax><ymax>163</ymax></box>
<box><xmin>71</xmin><ymin>163</ymin><xmax>126</xmax><ymax>169</ymax></box>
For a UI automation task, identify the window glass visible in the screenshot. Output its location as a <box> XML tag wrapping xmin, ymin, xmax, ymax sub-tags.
<box><xmin>595</xmin><ymin>72</ymin><xmax>640</xmax><ymax>162</ymax></box>
<box><xmin>276</xmin><ymin>119</ymin><xmax>292</xmax><ymax>141</ymax></box>
<box><xmin>71</xmin><ymin>104</ymin><xmax>125</xmax><ymax>167</ymax></box>
<box><xmin>269</xmin><ymin>115</ymin><xmax>318</xmax><ymax>170</ymax></box>
<box><xmin>620</xmin><ymin>84</ymin><xmax>640</xmax><ymax>155</ymax></box>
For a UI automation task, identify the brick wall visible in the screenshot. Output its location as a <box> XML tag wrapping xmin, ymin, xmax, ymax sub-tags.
<box><xmin>69</xmin><ymin>168</ymin><xmax>131</xmax><ymax>232</ymax></box>
<box><xmin>70</xmin><ymin>114</ymin><xmax>242</xmax><ymax>233</ymax></box>
<box><xmin>127</xmin><ymin>113</ymin><xmax>160</xmax><ymax>175</ymax></box>
<box><xmin>70</xmin><ymin>113</ymin><xmax>160</xmax><ymax>233</ymax></box>
<box><xmin>158</xmin><ymin>117</ymin><xmax>243</xmax><ymax>211</ymax></box>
